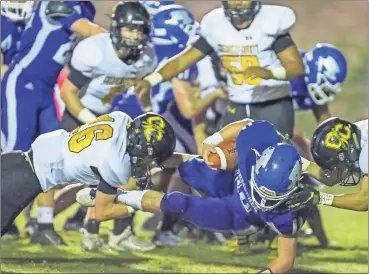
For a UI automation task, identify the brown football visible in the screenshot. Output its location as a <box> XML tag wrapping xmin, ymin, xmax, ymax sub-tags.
<box><xmin>208</xmin><ymin>140</ymin><xmax>238</xmax><ymax>170</ymax></box>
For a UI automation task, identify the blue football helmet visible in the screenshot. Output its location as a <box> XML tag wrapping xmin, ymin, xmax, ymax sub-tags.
<box><xmin>304</xmin><ymin>43</ymin><xmax>347</xmax><ymax>106</ymax></box>
<box><xmin>1</xmin><ymin>1</ymin><xmax>34</xmax><ymax>21</ymax></box>
<box><xmin>140</xmin><ymin>1</ymin><xmax>175</xmax><ymax>16</ymax></box>
<box><xmin>250</xmin><ymin>143</ymin><xmax>302</xmax><ymax>211</ymax></box>
<box><xmin>151</xmin><ymin>4</ymin><xmax>198</xmax><ymax>50</ymax></box>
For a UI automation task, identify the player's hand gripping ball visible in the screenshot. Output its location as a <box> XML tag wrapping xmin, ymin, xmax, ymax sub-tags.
<box><xmin>208</xmin><ymin>140</ymin><xmax>238</xmax><ymax>170</ymax></box>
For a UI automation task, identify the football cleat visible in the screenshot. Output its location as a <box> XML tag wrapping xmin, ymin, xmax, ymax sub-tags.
<box><xmin>24</xmin><ymin>218</ymin><xmax>38</xmax><ymax>237</ymax></box>
<box><xmin>30</xmin><ymin>229</ymin><xmax>66</xmax><ymax>246</ymax></box>
<box><xmin>108</xmin><ymin>227</ymin><xmax>132</xmax><ymax>252</ymax></box>
<box><xmin>153</xmin><ymin>231</ymin><xmax>179</xmax><ymax>247</ymax></box>
<box><xmin>80</xmin><ymin>228</ymin><xmax>105</xmax><ymax>252</ymax></box>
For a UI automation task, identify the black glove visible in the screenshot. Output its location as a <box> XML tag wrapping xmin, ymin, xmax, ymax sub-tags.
<box><xmin>284</xmin><ymin>185</ymin><xmax>320</xmax><ymax>211</ymax></box>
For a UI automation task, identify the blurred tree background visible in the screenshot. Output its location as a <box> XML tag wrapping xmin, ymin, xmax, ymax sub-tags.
<box><xmin>93</xmin><ymin>0</ymin><xmax>368</xmax><ymax>135</ymax></box>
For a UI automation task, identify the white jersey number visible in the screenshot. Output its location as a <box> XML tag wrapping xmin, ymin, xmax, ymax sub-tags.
<box><xmin>53</xmin><ymin>42</ymin><xmax>72</xmax><ymax>66</ymax></box>
<box><xmin>222</xmin><ymin>55</ymin><xmax>261</xmax><ymax>86</ymax></box>
<box><xmin>68</xmin><ymin>115</ymin><xmax>114</xmax><ymax>153</ymax></box>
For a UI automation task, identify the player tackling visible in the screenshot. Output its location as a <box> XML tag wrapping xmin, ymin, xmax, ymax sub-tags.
<box><xmin>78</xmin><ymin>119</ymin><xmax>310</xmax><ymax>274</ymax></box>
<box><xmin>1</xmin><ymin>111</ymin><xmax>176</xmax><ymax>236</ymax></box>
<box><xmin>287</xmin><ymin>118</ymin><xmax>368</xmax><ymax>212</ymax></box>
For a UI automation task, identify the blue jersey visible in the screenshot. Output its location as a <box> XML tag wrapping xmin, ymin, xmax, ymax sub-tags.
<box><xmin>1</xmin><ymin>15</ymin><xmax>24</xmax><ymax>65</ymax></box>
<box><xmin>11</xmin><ymin>1</ymin><xmax>95</xmax><ymax>86</ymax></box>
<box><xmin>290</xmin><ymin>50</ymin><xmax>317</xmax><ymax>111</ymax></box>
<box><xmin>235</xmin><ymin>121</ymin><xmax>306</xmax><ymax>235</ymax></box>
<box><xmin>177</xmin><ymin>121</ymin><xmax>306</xmax><ymax>235</ymax></box>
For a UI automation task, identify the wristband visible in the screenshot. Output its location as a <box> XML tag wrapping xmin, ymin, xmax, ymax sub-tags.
<box><xmin>143</xmin><ymin>106</ymin><xmax>152</xmax><ymax>112</ymax></box>
<box><xmin>203</xmin><ymin>132</ymin><xmax>224</xmax><ymax>146</ymax></box>
<box><xmin>270</xmin><ymin>67</ymin><xmax>287</xmax><ymax>80</ymax></box>
<box><xmin>144</xmin><ymin>72</ymin><xmax>163</xmax><ymax>87</ymax></box>
<box><xmin>77</xmin><ymin>108</ymin><xmax>97</xmax><ymax>124</ymax></box>
<box><xmin>319</xmin><ymin>192</ymin><xmax>334</xmax><ymax>206</ymax></box>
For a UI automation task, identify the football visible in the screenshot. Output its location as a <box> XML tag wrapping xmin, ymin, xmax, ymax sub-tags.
<box><xmin>208</xmin><ymin>140</ymin><xmax>238</xmax><ymax>170</ymax></box>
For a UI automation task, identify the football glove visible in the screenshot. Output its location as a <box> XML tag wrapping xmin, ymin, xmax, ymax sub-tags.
<box><xmin>284</xmin><ymin>185</ymin><xmax>320</xmax><ymax>211</ymax></box>
<box><xmin>76</xmin><ymin>187</ymin><xmax>97</xmax><ymax>207</ymax></box>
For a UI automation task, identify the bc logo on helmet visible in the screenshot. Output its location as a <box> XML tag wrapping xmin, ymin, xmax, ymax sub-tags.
<box><xmin>142</xmin><ymin>116</ymin><xmax>166</xmax><ymax>142</ymax></box>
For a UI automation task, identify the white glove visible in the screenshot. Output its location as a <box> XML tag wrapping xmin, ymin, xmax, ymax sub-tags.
<box><xmin>76</xmin><ymin>188</ymin><xmax>97</xmax><ymax>207</ymax></box>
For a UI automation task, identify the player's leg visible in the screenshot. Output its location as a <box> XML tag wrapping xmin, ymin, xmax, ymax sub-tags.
<box><xmin>107</xmin><ymin>178</ymin><xmax>156</xmax><ymax>252</ymax></box>
<box><xmin>1</xmin><ymin>151</ymin><xmax>42</xmax><ymax>236</ymax></box>
<box><xmin>80</xmin><ymin>207</ymin><xmax>105</xmax><ymax>251</ymax></box>
<box><xmin>117</xmin><ymin>190</ymin><xmax>249</xmax><ymax>232</ymax></box>
<box><xmin>30</xmin><ymin>94</ymin><xmax>65</xmax><ymax>245</ymax></box>
<box><xmin>1</xmin><ymin>70</ymin><xmax>40</xmax><ymax>239</ymax></box>
<box><xmin>249</xmin><ymin>97</ymin><xmax>295</xmax><ymax>139</ymax></box>
<box><xmin>219</xmin><ymin>101</ymin><xmax>247</xmax><ymax>128</ymax></box>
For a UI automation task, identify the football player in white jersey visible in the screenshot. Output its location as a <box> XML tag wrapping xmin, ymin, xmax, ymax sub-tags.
<box><xmin>58</xmin><ymin>2</ymin><xmax>157</xmax><ymax>250</ymax></box>
<box><xmin>286</xmin><ymin>118</ymin><xmax>368</xmax><ymax>212</ymax></box>
<box><xmin>61</xmin><ymin>1</ymin><xmax>156</xmax><ymax>129</ymax></box>
<box><xmin>1</xmin><ymin>111</ymin><xmax>176</xmax><ymax>238</ymax></box>
<box><xmin>134</xmin><ymin>1</ymin><xmax>305</xmax><ymax>139</ymax></box>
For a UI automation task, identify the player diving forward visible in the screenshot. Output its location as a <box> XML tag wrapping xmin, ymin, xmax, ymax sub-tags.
<box><xmin>78</xmin><ymin>119</ymin><xmax>310</xmax><ymax>274</ymax></box>
<box><xmin>286</xmin><ymin>117</ymin><xmax>368</xmax><ymax>212</ymax></box>
<box><xmin>1</xmin><ymin>111</ymin><xmax>176</xmax><ymax>237</ymax></box>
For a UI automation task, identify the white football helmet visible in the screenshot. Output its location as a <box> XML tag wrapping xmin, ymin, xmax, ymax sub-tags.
<box><xmin>1</xmin><ymin>1</ymin><xmax>34</xmax><ymax>22</ymax></box>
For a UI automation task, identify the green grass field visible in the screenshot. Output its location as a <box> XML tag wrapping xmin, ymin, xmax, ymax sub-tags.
<box><xmin>1</xmin><ymin>184</ymin><xmax>368</xmax><ymax>273</ymax></box>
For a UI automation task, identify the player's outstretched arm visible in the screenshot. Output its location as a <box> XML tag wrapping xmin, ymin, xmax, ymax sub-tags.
<box><xmin>134</xmin><ymin>47</ymin><xmax>206</xmax><ymax>104</ymax></box>
<box><xmin>172</xmin><ymin>79</ymin><xmax>228</xmax><ymax>119</ymax></box>
<box><xmin>261</xmin><ymin>236</ymin><xmax>296</xmax><ymax>273</ymax></box>
<box><xmin>70</xmin><ymin>19</ymin><xmax>107</xmax><ymax>37</ymax></box>
<box><xmin>329</xmin><ymin>176</ymin><xmax>368</xmax><ymax>211</ymax></box>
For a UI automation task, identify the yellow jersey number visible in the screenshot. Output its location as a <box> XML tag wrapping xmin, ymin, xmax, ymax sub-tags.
<box><xmin>222</xmin><ymin>55</ymin><xmax>262</xmax><ymax>86</ymax></box>
<box><xmin>324</xmin><ymin>123</ymin><xmax>351</xmax><ymax>150</ymax></box>
<box><xmin>68</xmin><ymin>115</ymin><xmax>115</xmax><ymax>153</ymax></box>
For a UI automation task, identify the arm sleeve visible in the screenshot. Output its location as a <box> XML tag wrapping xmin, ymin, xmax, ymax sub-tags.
<box><xmin>46</xmin><ymin>1</ymin><xmax>86</xmax><ymax>31</ymax></box>
<box><xmin>68</xmin><ymin>66</ymin><xmax>91</xmax><ymax>89</ymax></box>
<box><xmin>272</xmin><ymin>33</ymin><xmax>296</xmax><ymax>54</ymax></box>
<box><xmin>192</xmin><ymin>36</ymin><xmax>215</xmax><ymax>56</ymax></box>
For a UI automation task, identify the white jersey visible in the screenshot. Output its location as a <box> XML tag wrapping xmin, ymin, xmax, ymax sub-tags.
<box><xmin>355</xmin><ymin>119</ymin><xmax>368</xmax><ymax>174</ymax></box>
<box><xmin>72</xmin><ymin>33</ymin><xmax>157</xmax><ymax>114</ymax></box>
<box><xmin>200</xmin><ymin>5</ymin><xmax>296</xmax><ymax>103</ymax></box>
<box><xmin>196</xmin><ymin>56</ymin><xmax>227</xmax><ymax>120</ymax></box>
<box><xmin>31</xmin><ymin>111</ymin><xmax>132</xmax><ymax>191</ymax></box>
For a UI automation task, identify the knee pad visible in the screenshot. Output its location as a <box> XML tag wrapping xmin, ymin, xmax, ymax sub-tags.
<box><xmin>160</xmin><ymin>192</ymin><xmax>188</xmax><ymax>214</ymax></box>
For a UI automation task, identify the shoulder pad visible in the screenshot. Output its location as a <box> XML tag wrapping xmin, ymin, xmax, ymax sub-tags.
<box><xmin>45</xmin><ymin>1</ymin><xmax>74</xmax><ymax>19</ymax></box>
<box><xmin>200</xmin><ymin>8</ymin><xmax>223</xmax><ymax>37</ymax></box>
<box><xmin>261</xmin><ymin>6</ymin><xmax>296</xmax><ymax>36</ymax></box>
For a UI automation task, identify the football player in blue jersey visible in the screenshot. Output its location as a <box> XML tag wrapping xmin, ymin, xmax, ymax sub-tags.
<box><xmin>1</xmin><ymin>0</ymin><xmax>106</xmax><ymax>246</ymax></box>
<box><xmin>0</xmin><ymin>0</ymin><xmax>34</xmax><ymax>240</ymax></box>
<box><xmin>100</xmin><ymin>119</ymin><xmax>308</xmax><ymax>274</ymax></box>
<box><xmin>0</xmin><ymin>1</ymin><xmax>33</xmax><ymax>78</ymax></box>
<box><xmin>291</xmin><ymin>43</ymin><xmax>347</xmax><ymax>159</ymax></box>
<box><xmin>111</xmin><ymin>4</ymin><xmax>227</xmax><ymax>246</ymax></box>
